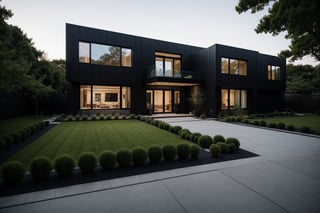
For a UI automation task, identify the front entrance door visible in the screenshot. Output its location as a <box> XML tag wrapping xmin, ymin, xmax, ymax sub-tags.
<box><xmin>147</xmin><ymin>90</ymin><xmax>174</xmax><ymax>113</ymax></box>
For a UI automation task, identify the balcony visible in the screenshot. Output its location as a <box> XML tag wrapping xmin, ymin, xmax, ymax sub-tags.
<box><xmin>146</xmin><ymin>66</ymin><xmax>200</xmax><ymax>86</ymax></box>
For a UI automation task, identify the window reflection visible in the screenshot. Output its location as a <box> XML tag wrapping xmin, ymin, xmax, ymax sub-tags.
<box><xmin>121</xmin><ymin>48</ymin><xmax>132</xmax><ymax>67</ymax></box>
<box><xmin>79</xmin><ymin>42</ymin><xmax>90</xmax><ymax>63</ymax></box>
<box><xmin>221</xmin><ymin>57</ymin><xmax>247</xmax><ymax>76</ymax></box>
<box><xmin>221</xmin><ymin>89</ymin><xmax>247</xmax><ymax>110</ymax></box>
<box><xmin>155</xmin><ymin>52</ymin><xmax>181</xmax><ymax>77</ymax></box>
<box><xmin>221</xmin><ymin>58</ymin><xmax>229</xmax><ymax>74</ymax></box>
<box><xmin>268</xmin><ymin>65</ymin><xmax>281</xmax><ymax>80</ymax></box>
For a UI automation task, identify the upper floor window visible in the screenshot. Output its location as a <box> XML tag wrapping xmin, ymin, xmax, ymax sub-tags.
<box><xmin>79</xmin><ymin>42</ymin><xmax>90</xmax><ymax>63</ymax></box>
<box><xmin>221</xmin><ymin>57</ymin><xmax>247</xmax><ymax>76</ymax></box>
<box><xmin>268</xmin><ymin>65</ymin><xmax>281</xmax><ymax>80</ymax></box>
<box><xmin>155</xmin><ymin>52</ymin><xmax>181</xmax><ymax>77</ymax></box>
<box><xmin>78</xmin><ymin>41</ymin><xmax>132</xmax><ymax>67</ymax></box>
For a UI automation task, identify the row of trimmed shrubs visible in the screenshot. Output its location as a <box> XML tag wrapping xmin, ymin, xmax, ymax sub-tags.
<box><xmin>1</xmin><ymin>143</ymin><xmax>201</xmax><ymax>185</ymax></box>
<box><xmin>62</xmin><ymin>113</ymin><xmax>136</xmax><ymax>122</ymax></box>
<box><xmin>137</xmin><ymin>116</ymin><xmax>241</xmax><ymax>151</ymax></box>
<box><xmin>243</xmin><ymin>120</ymin><xmax>313</xmax><ymax>133</ymax></box>
<box><xmin>0</xmin><ymin>121</ymin><xmax>49</xmax><ymax>153</ymax></box>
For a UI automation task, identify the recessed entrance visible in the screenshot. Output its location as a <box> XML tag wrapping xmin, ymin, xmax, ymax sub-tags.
<box><xmin>147</xmin><ymin>89</ymin><xmax>180</xmax><ymax>113</ymax></box>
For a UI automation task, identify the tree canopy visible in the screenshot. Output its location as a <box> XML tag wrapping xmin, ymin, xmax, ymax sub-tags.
<box><xmin>286</xmin><ymin>64</ymin><xmax>320</xmax><ymax>94</ymax></box>
<box><xmin>236</xmin><ymin>0</ymin><xmax>320</xmax><ymax>62</ymax></box>
<box><xmin>0</xmin><ymin>1</ymin><xmax>66</xmax><ymax>115</ymax></box>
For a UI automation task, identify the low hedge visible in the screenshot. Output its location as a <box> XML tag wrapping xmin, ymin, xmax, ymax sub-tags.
<box><xmin>259</xmin><ymin>120</ymin><xmax>266</xmax><ymax>126</ymax></box>
<box><xmin>78</xmin><ymin>152</ymin><xmax>97</xmax><ymax>174</ymax></box>
<box><xmin>177</xmin><ymin>143</ymin><xmax>190</xmax><ymax>160</ymax></box>
<box><xmin>213</xmin><ymin>135</ymin><xmax>225</xmax><ymax>143</ymax></box>
<box><xmin>132</xmin><ymin>147</ymin><xmax>147</xmax><ymax>166</ymax></box>
<box><xmin>1</xmin><ymin>161</ymin><xmax>26</xmax><ymax>185</ymax></box>
<box><xmin>116</xmin><ymin>148</ymin><xmax>132</xmax><ymax>168</ymax></box>
<box><xmin>162</xmin><ymin>144</ymin><xmax>176</xmax><ymax>161</ymax></box>
<box><xmin>99</xmin><ymin>151</ymin><xmax>116</xmax><ymax>170</ymax></box>
<box><xmin>148</xmin><ymin>146</ymin><xmax>162</xmax><ymax>163</ymax></box>
<box><xmin>209</xmin><ymin>144</ymin><xmax>221</xmax><ymax>158</ymax></box>
<box><xmin>190</xmin><ymin>144</ymin><xmax>201</xmax><ymax>159</ymax></box>
<box><xmin>30</xmin><ymin>157</ymin><xmax>53</xmax><ymax>181</ymax></box>
<box><xmin>54</xmin><ymin>154</ymin><xmax>75</xmax><ymax>177</ymax></box>
<box><xmin>301</xmin><ymin>126</ymin><xmax>312</xmax><ymax>133</ymax></box>
<box><xmin>278</xmin><ymin>122</ymin><xmax>286</xmax><ymax>129</ymax></box>
<box><xmin>268</xmin><ymin>123</ymin><xmax>277</xmax><ymax>128</ymax></box>
<box><xmin>287</xmin><ymin>124</ymin><xmax>295</xmax><ymax>131</ymax></box>
<box><xmin>197</xmin><ymin>135</ymin><xmax>213</xmax><ymax>148</ymax></box>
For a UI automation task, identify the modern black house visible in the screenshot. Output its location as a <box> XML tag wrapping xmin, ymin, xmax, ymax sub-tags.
<box><xmin>66</xmin><ymin>23</ymin><xmax>286</xmax><ymax>117</ymax></box>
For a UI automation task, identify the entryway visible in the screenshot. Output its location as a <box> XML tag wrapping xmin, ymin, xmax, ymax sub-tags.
<box><xmin>146</xmin><ymin>89</ymin><xmax>180</xmax><ymax>114</ymax></box>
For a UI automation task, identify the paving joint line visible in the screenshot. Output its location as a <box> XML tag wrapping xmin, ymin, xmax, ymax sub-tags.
<box><xmin>220</xmin><ymin>170</ymin><xmax>290</xmax><ymax>213</ymax></box>
<box><xmin>161</xmin><ymin>181</ymin><xmax>188</xmax><ymax>213</ymax></box>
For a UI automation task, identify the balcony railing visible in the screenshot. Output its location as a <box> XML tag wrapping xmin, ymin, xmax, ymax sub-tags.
<box><xmin>147</xmin><ymin>66</ymin><xmax>200</xmax><ymax>80</ymax></box>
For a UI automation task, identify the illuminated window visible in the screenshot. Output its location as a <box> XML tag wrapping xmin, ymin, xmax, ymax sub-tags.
<box><xmin>221</xmin><ymin>89</ymin><xmax>247</xmax><ymax>110</ymax></box>
<box><xmin>221</xmin><ymin>57</ymin><xmax>247</xmax><ymax>76</ymax></box>
<box><xmin>78</xmin><ymin>42</ymin><xmax>132</xmax><ymax>67</ymax></box>
<box><xmin>268</xmin><ymin>65</ymin><xmax>281</xmax><ymax>80</ymax></box>
<box><xmin>79</xmin><ymin>42</ymin><xmax>90</xmax><ymax>63</ymax></box>
<box><xmin>80</xmin><ymin>85</ymin><xmax>131</xmax><ymax>110</ymax></box>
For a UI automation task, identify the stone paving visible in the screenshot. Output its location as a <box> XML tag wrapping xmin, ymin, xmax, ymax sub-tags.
<box><xmin>0</xmin><ymin>117</ymin><xmax>319</xmax><ymax>213</ymax></box>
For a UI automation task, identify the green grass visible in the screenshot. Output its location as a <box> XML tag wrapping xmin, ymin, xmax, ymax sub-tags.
<box><xmin>0</xmin><ymin>115</ymin><xmax>49</xmax><ymax>137</ymax></box>
<box><xmin>5</xmin><ymin>120</ymin><xmax>191</xmax><ymax>169</ymax></box>
<box><xmin>250</xmin><ymin>115</ymin><xmax>320</xmax><ymax>132</ymax></box>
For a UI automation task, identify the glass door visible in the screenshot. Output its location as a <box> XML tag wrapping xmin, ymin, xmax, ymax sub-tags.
<box><xmin>164</xmin><ymin>90</ymin><xmax>172</xmax><ymax>112</ymax></box>
<box><xmin>154</xmin><ymin>90</ymin><xmax>163</xmax><ymax>113</ymax></box>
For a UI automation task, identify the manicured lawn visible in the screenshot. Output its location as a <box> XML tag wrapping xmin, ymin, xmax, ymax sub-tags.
<box><xmin>7</xmin><ymin>120</ymin><xmax>190</xmax><ymax>168</ymax></box>
<box><xmin>0</xmin><ymin>115</ymin><xmax>49</xmax><ymax>137</ymax></box>
<box><xmin>250</xmin><ymin>115</ymin><xmax>320</xmax><ymax>132</ymax></box>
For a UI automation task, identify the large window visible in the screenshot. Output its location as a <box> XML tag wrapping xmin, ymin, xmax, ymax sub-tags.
<box><xmin>155</xmin><ymin>52</ymin><xmax>181</xmax><ymax>77</ymax></box>
<box><xmin>78</xmin><ymin>42</ymin><xmax>132</xmax><ymax>67</ymax></box>
<box><xmin>80</xmin><ymin>85</ymin><xmax>131</xmax><ymax>110</ymax></box>
<box><xmin>221</xmin><ymin>89</ymin><xmax>247</xmax><ymax>110</ymax></box>
<box><xmin>221</xmin><ymin>57</ymin><xmax>247</xmax><ymax>76</ymax></box>
<box><xmin>268</xmin><ymin>65</ymin><xmax>281</xmax><ymax>80</ymax></box>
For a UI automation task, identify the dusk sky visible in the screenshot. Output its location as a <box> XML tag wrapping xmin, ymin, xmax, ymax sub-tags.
<box><xmin>2</xmin><ymin>0</ymin><xmax>317</xmax><ymax>65</ymax></box>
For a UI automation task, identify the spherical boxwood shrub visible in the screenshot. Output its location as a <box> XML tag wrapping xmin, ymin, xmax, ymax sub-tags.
<box><xmin>99</xmin><ymin>151</ymin><xmax>116</xmax><ymax>170</ymax></box>
<box><xmin>132</xmin><ymin>147</ymin><xmax>147</xmax><ymax>166</ymax></box>
<box><xmin>228</xmin><ymin>143</ymin><xmax>236</xmax><ymax>153</ymax></box>
<box><xmin>213</xmin><ymin>135</ymin><xmax>225</xmax><ymax>143</ymax></box>
<box><xmin>177</xmin><ymin>143</ymin><xmax>190</xmax><ymax>160</ymax></box>
<box><xmin>209</xmin><ymin>144</ymin><xmax>221</xmax><ymax>158</ymax></box>
<box><xmin>278</xmin><ymin>122</ymin><xmax>286</xmax><ymax>129</ymax></box>
<box><xmin>301</xmin><ymin>126</ymin><xmax>312</xmax><ymax>133</ymax></box>
<box><xmin>148</xmin><ymin>146</ymin><xmax>162</xmax><ymax>163</ymax></box>
<box><xmin>78</xmin><ymin>152</ymin><xmax>97</xmax><ymax>174</ymax></box>
<box><xmin>190</xmin><ymin>144</ymin><xmax>201</xmax><ymax>159</ymax></box>
<box><xmin>162</xmin><ymin>144</ymin><xmax>176</xmax><ymax>161</ymax></box>
<box><xmin>197</xmin><ymin>135</ymin><xmax>213</xmax><ymax>148</ymax></box>
<box><xmin>253</xmin><ymin>120</ymin><xmax>260</xmax><ymax>126</ymax></box>
<box><xmin>268</xmin><ymin>123</ymin><xmax>277</xmax><ymax>128</ymax></box>
<box><xmin>116</xmin><ymin>148</ymin><xmax>132</xmax><ymax>168</ymax></box>
<box><xmin>54</xmin><ymin>154</ymin><xmax>75</xmax><ymax>177</ymax></box>
<box><xmin>216</xmin><ymin>142</ymin><xmax>229</xmax><ymax>154</ymax></box>
<box><xmin>178</xmin><ymin>129</ymin><xmax>191</xmax><ymax>137</ymax></box>
<box><xmin>180</xmin><ymin>131</ymin><xmax>191</xmax><ymax>140</ymax></box>
<box><xmin>226</xmin><ymin>137</ymin><xmax>240</xmax><ymax>150</ymax></box>
<box><xmin>190</xmin><ymin>132</ymin><xmax>201</xmax><ymax>143</ymax></box>
<box><xmin>10</xmin><ymin>132</ymin><xmax>21</xmax><ymax>144</ymax></box>
<box><xmin>172</xmin><ymin>126</ymin><xmax>182</xmax><ymax>134</ymax></box>
<box><xmin>30</xmin><ymin>157</ymin><xmax>53</xmax><ymax>181</ymax></box>
<box><xmin>259</xmin><ymin>120</ymin><xmax>266</xmax><ymax>127</ymax></box>
<box><xmin>1</xmin><ymin>161</ymin><xmax>26</xmax><ymax>185</ymax></box>
<box><xmin>287</xmin><ymin>124</ymin><xmax>295</xmax><ymax>131</ymax></box>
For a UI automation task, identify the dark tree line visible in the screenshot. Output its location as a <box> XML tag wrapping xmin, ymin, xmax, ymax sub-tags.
<box><xmin>0</xmin><ymin>2</ymin><xmax>66</xmax><ymax>116</ymax></box>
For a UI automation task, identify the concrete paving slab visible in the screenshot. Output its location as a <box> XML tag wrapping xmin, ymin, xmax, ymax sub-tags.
<box><xmin>163</xmin><ymin>170</ymin><xmax>286</xmax><ymax>213</ymax></box>
<box><xmin>0</xmin><ymin>182</ymin><xmax>185</xmax><ymax>213</ymax></box>
<box><xmin>221</xmin><ymin>162</ymin><xmax>320</xmax><ymax>213</ymax></box>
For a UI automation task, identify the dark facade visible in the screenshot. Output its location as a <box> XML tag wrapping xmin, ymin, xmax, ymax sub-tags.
<box><xmin>66</xmin><ymin>23</ymin><xmax>286</xmax><ymax>117</ymax></box>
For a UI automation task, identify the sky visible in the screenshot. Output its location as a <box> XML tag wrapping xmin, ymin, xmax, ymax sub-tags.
<box><xmin>2</xmin><ymin>0</ymin><xmax>317</xmax><ymax>65</ymax></box>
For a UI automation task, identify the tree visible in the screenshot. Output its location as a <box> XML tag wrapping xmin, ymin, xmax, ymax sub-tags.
<box><xmin>236</xmin><ymin>0</ymin><xmax>320</xmax><ymax>62</ymax></box>
<box><xmin>286</xmin><ymin>64</ymin><xmax>320</xmax><ymax>94</ymax></box>
<box><xmin>189</xmin><ymin>87</ymin><xmax>206</xmax><ymax>116</ymax></box>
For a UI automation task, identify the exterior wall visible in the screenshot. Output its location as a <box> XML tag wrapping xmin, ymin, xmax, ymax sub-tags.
<box><xmin>66</xmin><ymin>23</ymin><xmax>286</xmax><ymax>116</ymax></box>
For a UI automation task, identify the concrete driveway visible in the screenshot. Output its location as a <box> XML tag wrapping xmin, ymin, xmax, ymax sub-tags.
<box><xmin>1</xmin><ymin>118</ymin><xmax>319</xmax><ymax>213</ymax></box>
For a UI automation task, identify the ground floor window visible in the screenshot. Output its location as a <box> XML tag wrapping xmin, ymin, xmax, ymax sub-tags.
<box><xmin>147</xmin><ymin>89</ymin><xmax>181</xmax><ymax>113</ymax></box>
<box><xmin>80</xmin><ymin>85</ymin><xmax>131</xmax><ymax>110</ymax></box>
<box><xmin>221</xmin><ymin>89</ymin><xmax>247</xmax><ymax>110</ymax></box>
